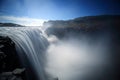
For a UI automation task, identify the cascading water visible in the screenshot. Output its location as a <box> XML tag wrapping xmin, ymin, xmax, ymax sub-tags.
<box><xmin>0</xmin><ymin>27</ymin><xmax>49</xmax><ymax>80</ymax></box>
<box><xmin>0</xmin><ymin>27</ymin><xmax>112</xmax><ymax>80</ymax></box>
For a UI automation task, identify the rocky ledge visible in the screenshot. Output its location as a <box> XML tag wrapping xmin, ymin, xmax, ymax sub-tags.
<box><xmin>0</xmin><ymin>36</ymin><xmax>25</xmax><ymax>80</ymax></box>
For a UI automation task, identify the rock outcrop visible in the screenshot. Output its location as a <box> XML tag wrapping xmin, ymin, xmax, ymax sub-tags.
<box><xmin>0</xmin><ymin>36</ymin><xmax>25</xmax><ymax>80</ymax></box>
<box><xmin>0</xmin><ymin>23</ymin><xmax>24</xmax><ymax>27</ymax></box>
<box><xmin>44</xmin><ymin>15</ymin><xmax>120</xmax><ymax>39</ymax></box>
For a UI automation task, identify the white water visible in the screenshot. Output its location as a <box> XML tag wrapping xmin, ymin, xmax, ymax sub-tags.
<box><xmin>0</xmin><ymin>27</ymin><xmax>48</xmax><ymax>80</ymax></box>
<box><xmin>45</xmin><ymin>36</ymin><xmax>111</xmax><ymax>80</ymax></box>
<box><xmin>0</xmin><ymin>27</ymin><xmax>111</xmax><ymax>80</ymax></box>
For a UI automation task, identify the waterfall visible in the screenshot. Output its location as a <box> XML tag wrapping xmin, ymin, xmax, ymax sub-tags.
<box><xmin>0</xmin><ymin>27</ymin><xmax>49</xmax><ymax>80</ymax></box>
<box><xmin>0</xmin><ymin>27</ymin><xmax>112</xmax><ymax>80</ymax></box>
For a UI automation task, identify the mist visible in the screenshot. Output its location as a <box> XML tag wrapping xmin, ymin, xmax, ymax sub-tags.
<box><xmin>45</xmin><ymin>34</ymin><xmax>111</xmax><ymax>80</ymax></box>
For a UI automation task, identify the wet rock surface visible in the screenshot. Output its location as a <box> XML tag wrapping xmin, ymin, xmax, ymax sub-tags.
<box><xmin>0</xmin><ymin>36</ymin><xmax>25</xmax><ymax>80</ymax></box>
<box><xmin>0</xmin><ymin>68</ymin><xmax>25</xmax><ymax>80</ymax></box>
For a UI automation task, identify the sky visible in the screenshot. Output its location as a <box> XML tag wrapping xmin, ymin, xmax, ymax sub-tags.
<box><xmin>0</xmin><ymin>0</ymin><xmax>120</xmax><ymax>26</ymax></box>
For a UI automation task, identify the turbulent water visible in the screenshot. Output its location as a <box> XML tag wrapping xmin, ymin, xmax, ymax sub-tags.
<box><xmin>0</xmin><ymin>27</ymin><xmax>112</xmax><ymax>80</ymax></box>
<box><xmin>0</xmin><ymin>27</ymin><xmax>49</xmax><ymax>80</ymax></box>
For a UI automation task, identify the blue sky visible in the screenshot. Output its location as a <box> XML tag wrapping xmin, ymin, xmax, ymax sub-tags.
<box><xmin>0</xmin><ymin>0</ymin><xmax>120</xmax><ymax>26</ymax></box>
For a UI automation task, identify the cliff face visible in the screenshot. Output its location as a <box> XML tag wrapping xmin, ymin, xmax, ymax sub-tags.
<box><xmin>0</xmin><ymin>36</ymin><xmax>21</xmax><ymax>72</ymax></box>
<box><xmin>44</xmin><ymin>15</ymin><xmax>120</xmax><ymax>39</ymax></box>
<box><xmin>44</xmin><ymin>15</ymin><xmax>120</xmax><ymax>28</ymax></box>
<box><xmin>0</xmin><ymin>36</ymin><xmax>25</xmax><ymax>80</ymax></box>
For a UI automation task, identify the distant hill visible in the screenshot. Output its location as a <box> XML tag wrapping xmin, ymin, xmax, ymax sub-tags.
<box><xmin>0</xmin><ymin>23</ymin><xmax>24</xmax><ymax>27</ymax></box>
<box><xmin>44</xmin><ymin>15</ymin><xmax>120</xmax><ymax>28</ymax></box>
<box><xmin>43</xmin><ymin>15</ymin><xmax>120</xmax><ymax>38</ymax></box>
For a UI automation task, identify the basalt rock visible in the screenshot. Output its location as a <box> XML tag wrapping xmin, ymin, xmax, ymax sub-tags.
<box><xmin>0</xmin><ymin>36</ymin><xmax>25</xmax><ymax>80</ymax></box>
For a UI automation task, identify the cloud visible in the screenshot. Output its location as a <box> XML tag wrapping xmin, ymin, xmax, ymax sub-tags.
<box><xmin>0</xmin><ymin>15</ymin><xmax>48</xmax><ymax>26</ymax></box>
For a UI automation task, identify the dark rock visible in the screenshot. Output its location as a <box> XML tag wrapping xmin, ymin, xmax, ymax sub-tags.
<box><xmin>0</xmin><ymin>36</ymin><xmax>21</xmax><ymax>72</ymax></box>
<box><xmin>12</xmin><ymin>68</ymin><xmax>25</xmax><ymax>75</ymax></box>
<box><xmin>0</xmin><ymin>23</ymin><xmax>24</xmax><ymax>27</ymax></box>
<box><xmin>0</xmin><ymin>68</ymin><xmax>25</xmax><ymax>80</ymax></box>
<box><xmin>0</xmin><ymin>36</ymin><xmax>26</xmax><ymax>80</ymax></box>
<box><xmin>44</xmin><ymin>15</ymin><xmax>120</xmax><ymax>39</ymax></box>
<box><xmin>0</xmin><ymin>36</ymin><xmax>39</xmax><ymax>80</ymax></box>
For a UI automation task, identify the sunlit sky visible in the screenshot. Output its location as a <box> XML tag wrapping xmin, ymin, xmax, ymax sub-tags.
<box><xmin>0</xmin><ymin>0</ymin><xmax>120</xmax><ymax>26</ymax></box>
